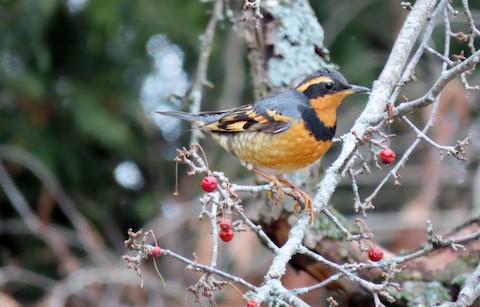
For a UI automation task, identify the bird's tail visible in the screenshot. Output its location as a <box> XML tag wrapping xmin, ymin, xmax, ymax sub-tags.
<box><xmin>156</xmin><ymin>110</ymin><xmax>227</xmax><ymax>127</ymax></box>
<box><xmin>157</xmin><ymin>110</ymin><xmax>203</xmax><ymax>123</ymax></box>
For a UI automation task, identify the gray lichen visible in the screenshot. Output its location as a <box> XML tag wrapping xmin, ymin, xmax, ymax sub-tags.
<box><xmin>263</xmin><ymin>0</ymin><xmax>330</xmax><ymax>88</ymax></box>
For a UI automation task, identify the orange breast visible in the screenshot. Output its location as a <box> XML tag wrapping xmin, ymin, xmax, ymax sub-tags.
<box><xmin>222</xmin><ymin>121</ymin><xmax>333</xmax><ymax>174</ymax></box>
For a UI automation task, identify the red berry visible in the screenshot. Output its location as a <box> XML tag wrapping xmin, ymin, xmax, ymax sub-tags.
<box><xmin>219</xmin><ymin>229</ymin><xmax>234</xmax><ymax>242</ymax></box>
<box><xmin>150</xmin><ymin>246</ymin><xmax>161</xmax><ymax>257</ymax></box>
<box><xmin>246</xmin><ymin>300</ymin><xmax>259</xmax><ymax>307</ymax></box>
<box><xmin>201</xmin><ymin>176</ymin><xmax>218</xmax><ymax>192</ymax></box>
<box><xmin>219</xmin><ymin>218</ymin><xmax>232</xmax><ymax>230</ymax></box>
<box><xmin>380</xmin><ymin>148</ymin><xmax>396</xmax><ymax>164</ymax></box>
<box><xmin>368</xmin><ymin>247</ymin><xmax>384</xmax><ymax>262</ymax></box>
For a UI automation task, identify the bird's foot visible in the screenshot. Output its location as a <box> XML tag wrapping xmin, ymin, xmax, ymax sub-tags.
<box><xmin>266</xmin><ymin>180</ymin><xmax>285</xmax><ymax>206</ymax></box>
<box><xmin>277</xmin><ymin>177</ymin><xmax>315</xmax><ymax>225</ymax></box>
<box><xmin>291</xmin><ymin>190</ymin><xmax>315</xmax><ymax>225</ymax></box>
<box><xmin>251</xmin><ymin>168</ymin><xmax>315</xmax><ymax>224</ymax></box>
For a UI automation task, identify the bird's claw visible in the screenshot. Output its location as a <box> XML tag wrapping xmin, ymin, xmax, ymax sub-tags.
<box><xmin>290</xmin><ymin>189</ymin><xmax>315</xmax><ymax>225</ymax></box>
<box><xmin>266</xmin><ymin>181</ymin><xmax>285</xmax><ymax>206</ymax></box>
<box><xmin>251</xmin><ymin>168</ymin><xmax>315</xmax><ymax>224</ymax></box>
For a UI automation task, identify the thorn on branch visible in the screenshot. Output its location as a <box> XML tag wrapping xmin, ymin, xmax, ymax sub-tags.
<box><xmin>455</xmin><ymin>32</ymin><xmax>469</xmax><ymax>43</ymax></box>
<box><xmin>327</xmin><ymin>296</ymin><xmax>339</xmax><ymax>307</ymax></box>
<box><xmin>427</xmin><ymin>220</ymin><xmax>447</xmax><ymax>248</ymax></box>
<box><xmin>393</xmin><ymin>172</ymin><xmax>401</xmax><ymax>186</ymax></box>
<box><xmin>240</xmin><ymin>0</ymin><xmax>264</xmax><ymax>27</ymax></box>
<box><xmin>400</xmin><ymin>2</ymin><xmax>412</xmax><ymax>11</ymax></box>
<box><xmin>187</xmin><ymin>273</ymin><xmax>228</xmax><ymax>306</ymax></box>
<box><xmin>450</xmin><ymin>135</ymin><xmax>470</xmax><ymax>161</ymax></box>
<box><xmin>452</xmin><ymin>50</ymin><xmax>466</xmax><ymax>64</ymax></box>
<box><xmin>446</xmin><ymin>3</ymin><xmax>459</xmax><ymax>17</ymax></box>
<box><xmin>450</xmin><ymin>242</ymin><xmax>466</xmax><ymax>251</ymax></box>
<box><xmin>352</xmin><ymin>130</ymin><xmax>373</xmax><ymax>144</ymax></box>
<box><xmin>398</xmin><ymin>70</ymin><xmax>417</xmax><ymax>86</ymax></box>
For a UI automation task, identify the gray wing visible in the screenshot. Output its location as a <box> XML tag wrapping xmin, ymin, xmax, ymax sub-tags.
<box><xmin>202</xmin><ymin>90</ymin><xmax>308</xmax><ymax>134</ymax></box>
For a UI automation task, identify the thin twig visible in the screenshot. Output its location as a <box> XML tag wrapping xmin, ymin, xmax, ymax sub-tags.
<box><xmin>402</xmin><ymin>116</ymin><xmax>468</xmax><ymax>160</ymax></box>
<box><xmin>188</xmin><ymin>0</ymin><xmax>224</xmax><ymax>143</ymax></box>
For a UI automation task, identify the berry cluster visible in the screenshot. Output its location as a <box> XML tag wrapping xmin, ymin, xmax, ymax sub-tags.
<box><xmin>219</xmin><ymin>217</ymin><xmax>234</xmax><ymax>242</ymax></box>
<box><xmin>200</xmin><ymin>176</ymin><xmax>235</xmax><ymax>242</ymax></box>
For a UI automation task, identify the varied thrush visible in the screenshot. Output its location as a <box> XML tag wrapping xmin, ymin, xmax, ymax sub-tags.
<box><xmin>158</xmin><ymin>68</ymin><xmax>370</xmax><ymax>223</ymax></box>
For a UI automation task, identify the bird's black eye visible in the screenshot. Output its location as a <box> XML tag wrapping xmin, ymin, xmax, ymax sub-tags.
<box><xmin>324</xmin><ymin>82</ymin><xmax>334</xmax><ymax>90</ymax></box>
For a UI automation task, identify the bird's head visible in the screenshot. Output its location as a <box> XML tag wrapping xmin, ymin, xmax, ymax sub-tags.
<box><xmin>296</xmin><ymin>68</ymin><xmax>370</xmax><ymax>111</ymax></box>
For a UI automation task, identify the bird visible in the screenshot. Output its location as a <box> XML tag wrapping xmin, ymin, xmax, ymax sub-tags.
<box><xmin>158</xmin><ymin>68</ymin><xmax>370</xmax><ymax>223</ymax></box>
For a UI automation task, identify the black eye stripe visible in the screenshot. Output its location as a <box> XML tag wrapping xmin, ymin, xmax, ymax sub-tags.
<box><xmin>302</xmin><ymin>81</ymin><xmax>338</xmax><ymax>99</ymax></box>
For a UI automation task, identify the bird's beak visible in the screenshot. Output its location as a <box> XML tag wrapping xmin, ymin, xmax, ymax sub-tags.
<box><xmin>346</xmin><ymin>84</ymin><xmax>371</xmax><ymax>95</ymax></box>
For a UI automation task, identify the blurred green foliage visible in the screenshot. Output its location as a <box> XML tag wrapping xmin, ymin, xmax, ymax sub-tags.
<box><xmin>0</xmin><ymin>0</ymin><xmax>212</xmax><ymax>227</ymax></box>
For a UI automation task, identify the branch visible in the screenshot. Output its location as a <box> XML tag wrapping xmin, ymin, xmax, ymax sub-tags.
<box><xmin>438</xmin><ymin>263</ymin><xmax>480</xmax><ymax>307</ymax></box>
<box><xmin>188</xmin><ymin>0</ymin><xmax>223</xmax><ymax>143</ymax></box>
<box><xmin>245</xmin><ymin>0</ymin><xmax>442</xmax><ymax>303</ymax></box>
<box><xmin>0</xmin><ymin>145</ymin><xmax>111</xmax><ymax>265</ymax></box>
<box><xmin>163</xmin><ymin>248</ymin><xmax>257</xmax><ymax>291</ymax></box>
<box><xmin>47</xmin><ymin>267</ymin><xmax>169</xmax><ymax>306</ymax></box>
<box><xmin>313</xmin><ymin>0</ymin><xmax>439</xmax><ymax>215</ymax></box>
<box><xmin>390</xmin><ymin>49</ymin><xmax>480</xmax><ymax>118</ymax></box>
<box><xmin>132</xmin><ymin>0</ymin><xmax>480</xmax><ymax>305</ymax></box>
<box><xmin>0</xmin><ymin>265</ymin><xmax>55</xmax><ymax>290</ymax></box>
<box><xmin>0</xmin><ymin>159</ymin><xmax>81</xmax><ymax>273</ymax></box>
<box><xmin>402</xmin><ymin>116</ymin><xmax>469</xmax><ymax>160</ymax></box>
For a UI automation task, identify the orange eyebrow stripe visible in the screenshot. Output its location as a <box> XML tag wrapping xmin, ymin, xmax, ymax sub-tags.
<box><xmin>296</xmin><ymin>76</ymin><xmax>333</xmax><ymax>92</ymax></box>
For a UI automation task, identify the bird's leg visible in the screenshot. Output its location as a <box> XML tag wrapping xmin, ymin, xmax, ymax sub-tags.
<box><xmin>251</xmin><ymin>168</ymin><xmax>285</xmax><ymax>205</ymax></box>
<box><xmin>276</xmin><ymin>176</ymin><xmax>315</xmax><ymax>224</ymax></box>
<box><xmin>251</xmin><ymin>168</ymin><xmax>315</xmax><ymax>224</ymax></box>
